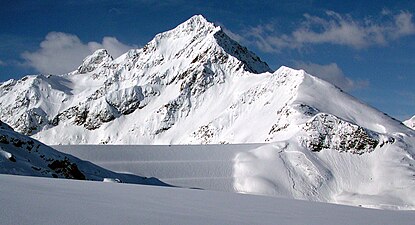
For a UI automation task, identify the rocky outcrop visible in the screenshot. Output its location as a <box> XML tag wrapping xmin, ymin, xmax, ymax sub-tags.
<box><xmin>0</xmin><ymin>124</ymin><xmax>87</xmax><ymax>179</ymax></box>
<box><xmin>77</xmin><ymin>49</ymin><xmax>113</xmax><ymax>74</ymax></box>
<box><xmin>300</xmin><ymin>113</ymin><xmax>380</xmax><ymax>154</ymax></box>
<box><xmin>0</xmin><ymin>120</ymin><xmax>169</xmax><ymax>186</ymax></box>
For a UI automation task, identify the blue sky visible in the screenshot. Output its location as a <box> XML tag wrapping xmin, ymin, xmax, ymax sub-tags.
<box><xmin>0</xmin><ymin>0</ymin><xmax>414</xmax><ymax>120</ymax></box>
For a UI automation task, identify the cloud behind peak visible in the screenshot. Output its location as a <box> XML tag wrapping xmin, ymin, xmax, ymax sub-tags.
<box><xmin>21</xmin><ymin>32</ymin><xmax>136</xmax><ymax>74</ymax></box>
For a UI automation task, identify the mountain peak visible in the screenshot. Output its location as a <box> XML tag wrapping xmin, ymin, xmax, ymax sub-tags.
<box><xmin>181</xmin><ymin>14</ymin><xmax>214</xmax><ymax>30</ymax></box>
<box><xmin>187</xmin><ymin>14</ymin><xmax>209</xmax><ymax>24</ymax></box>
<box><xmin>157</xmin><ymin>14</ymin><xmax>218</xmax><ymax>39</ymax></box>
<box><xmin>77</xmin><ymin>49</ymin><xmax>113</xmax><ymax>74</ymax></box>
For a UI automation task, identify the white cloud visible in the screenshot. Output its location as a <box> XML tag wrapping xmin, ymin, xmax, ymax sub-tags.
<box><xmin>294</xmin><ymin>62</ymin><xmax>368</xmax><ymax>91</ymax></box>
<box><xmin>238</xmin><ymin>10</ymin><xmax>415</xmax><ymax>52</ymax></box>
<box><xmin>21</xmin><ymin>32</ymin><xmax>136</xmax><ymax>74</ymax></box>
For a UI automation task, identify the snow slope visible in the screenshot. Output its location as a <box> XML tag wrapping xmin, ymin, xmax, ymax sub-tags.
<box><xmin>234</xmin><ymin>139</ymin><xmax>415</xmax><ymax>210</ymax></box>
<box><xmin>2</xmin><ymin>174</ymin><xmax>414</xmax><ymax>225</ymax></box>
<box><xmin>0</xmin><ymin>120</ymin><xmax>166</xmax><ymax>185</ymax></box>
<box><xmin>55</xmin><ymin>142</ymin><xmax>415</xmax><ymax>210</ymax></box>
<box><xmin>404</xmin><ymin>115</ymin><xmax>415</xmax><ymax>129</ymax></box>
<box><xmin>55</xmin><ymin>144</ymin><xmax>261</xmax><ymax>191</ymax></box>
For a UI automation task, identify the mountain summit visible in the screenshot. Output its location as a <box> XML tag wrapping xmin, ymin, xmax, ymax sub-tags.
<box><xmin>76</xmin><ymin>49</ymin><xmax>113</xmax><ymax>74</ymax></box>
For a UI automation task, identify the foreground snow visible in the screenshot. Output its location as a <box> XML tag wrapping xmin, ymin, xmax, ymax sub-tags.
<box><xmin>1</xmin><ymin>174</ymin><xmax>414</xmax><ymax>225</ymax></box>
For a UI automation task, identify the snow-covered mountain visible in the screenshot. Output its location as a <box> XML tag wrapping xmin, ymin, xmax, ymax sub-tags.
<box><xmin>1</xmin><ymin>15</ymin><xmax>411</xmax><ymax>146</ymax></box>
<box><xmin>404</xmin><ymin>115</ymin><xmax>415</xmax><ymax>129</ymax></box>
<box><xmin>0</xmin><ymin>15</ymin><xmax>272</xmax><ymax>144</ymax></box>
<box><xmin>0</xmin><ymin>15</ymin><xmax>414</xmax><ymax>209</ymax></box>
<box><xmin>0</xmin><ymin>120</ymin><xmax>166</xmax><ymax>185</ymax></box>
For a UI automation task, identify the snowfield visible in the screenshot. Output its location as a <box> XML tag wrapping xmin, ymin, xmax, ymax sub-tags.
<box><xmin>1</xmin><ymin>174</ymin><xmax>414</xmax><ymax>225</ymax></box>
<box><xmin>55</xmin><ymin>143</ymin><xmax>415</xmax><ymax>210</ymax></box>
<box><xmin>55</xmin><ymin>144</ymin><xmax>260</xmax><ymax>191</ymax></box>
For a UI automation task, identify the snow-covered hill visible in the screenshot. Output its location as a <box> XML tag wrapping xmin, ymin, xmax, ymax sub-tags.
<box><xmin>0</xmin><ymin>120</ymin><xmax>166</xmax><ymax>185</ymax></box>
<box><xmin>404</xmin><ymin>115</ymin><xmax>415</xmax><ymax>129</ymax></box>
<box><xmin>2</xmin><ymin>174</ymin><xmax>414</xmax><ymax>225</ymax></box>
<box><xmin>0</xmin><ymin>15</ymin><xmax>414</xmax><ymax>209</ymax></box>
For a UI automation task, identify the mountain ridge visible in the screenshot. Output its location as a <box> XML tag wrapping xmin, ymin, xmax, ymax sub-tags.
<box><xmin>0</xmin><ymin>15</ymin><xmax>412</xmax><ymax>146</ymax></box>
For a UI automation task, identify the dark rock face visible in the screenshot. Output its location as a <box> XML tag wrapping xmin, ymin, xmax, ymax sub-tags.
<box><xmin>51</xmin><ymin>84</ymin><xmax>160</xmax><ymax>130</ymax></box>
<box><xmin>214</xmin><ymin>31</ymin><xmax>270</xmax><ymax>74</ymax></box>
<box><xmin>301</xmin><ymin>113</ymin><xmax>380</xmax><ymax>154</ymax></box>
<box><xmin>14</xmin><ymin>109</ymin><xmax>47</xmax><ymax>135</ymax></box>
<box><xmin>193</xmin><ymin>123</ymin><xmax>216</xmax><ymax>144</ymax></box>
<box><xmin>0</xmin><ymin>123</ymin><xmax>85</xmax><ymax>180</ymax></box>
<box><xmin>48</xmin><ymin>158</ymin><xmax>86</xmax><ymax>180</ymax></box>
